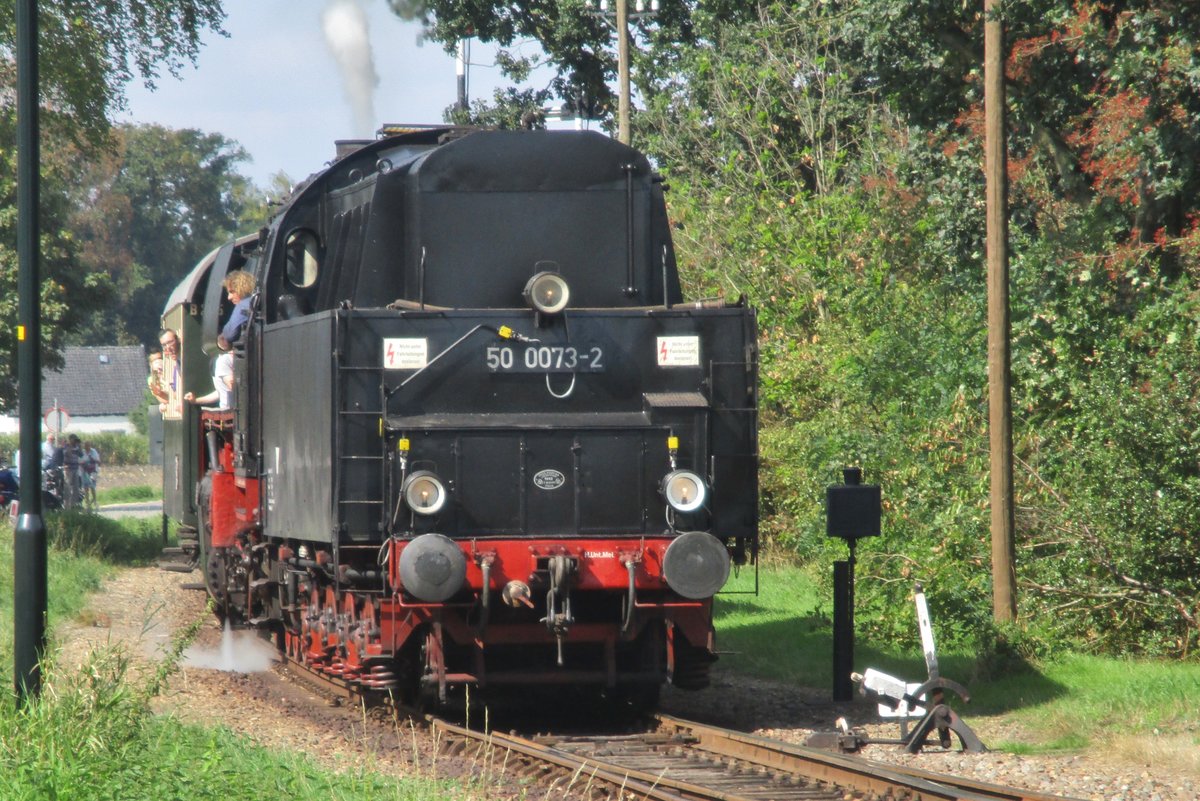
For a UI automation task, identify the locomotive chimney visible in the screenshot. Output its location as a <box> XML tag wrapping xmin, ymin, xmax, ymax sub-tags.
<box><xmin>334</xmin><ymin>139</ymin><xmax>373</xmax><ymax>161</ymax></box>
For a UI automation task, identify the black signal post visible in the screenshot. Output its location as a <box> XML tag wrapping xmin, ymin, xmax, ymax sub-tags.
<box><xmin>15</xmin><ymin>0</ymin><xmax>46</xmax><ymax>703</ymax></box>
<box><xmin>826</xmin><ymin>467</ymin><xmax>880</xmax><ymax>701</ymax></box>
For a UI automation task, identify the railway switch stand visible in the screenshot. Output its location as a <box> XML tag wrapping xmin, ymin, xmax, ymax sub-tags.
<box><xmin>809</xmin><ymin>583</ymin><xmax>987</xmax><ymax>754</ymax></box>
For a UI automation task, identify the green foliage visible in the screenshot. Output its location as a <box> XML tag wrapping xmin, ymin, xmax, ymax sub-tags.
<box><xmin>45</xmin><ymin>512</ymin><xmax>164</xmax><ymax>566</ymax></box>
<box><xmin>630</xmin><ymin>3</ymin><xmax>1200</xmax><ymax>658</ymax></box>
<box><xmin>96</xmin><ymin>484</ymin><xmax>160</xmax><ymax>506</ymax></box>
<box><xmin>0</xmin><ymin>1</ymin><xmax>226</xmax><ymax>146</ymax></box>
<box><xmin>0</xmin><ymin>432</ymin><xmax>148</xmax><ymax>467</ymax></box>
<box><xmin>846</xmin><ymin>0</ymin><xmax>1200</xmax><ymax>242</ymax></box>
<box><xmin>65</xmin><ymin>123</ymin><xmax>257</xmax><ymax>349</ymax></box>
<box><xmin>128</xmin><ymin>387</ymin><xmax>157</xmax><ymax>436</ymax></box>
<box><xmin>444</xmin><ymin>86</ymin><xmax>552</xmax><ymax>129</ymax></box>
<box><xmin>1</xmin><ymin>3</ymin><xmax>237</xmax><ymax>409</ymax></box>
<box><xmin>390</xmin><ymin>0</ymin><xmax>619</xmax><ymax>124</ymax></box>
<box><xmin>0</xmin><ymin>112</ymin><xmax>114</xmax><ymax>409</ymax></box>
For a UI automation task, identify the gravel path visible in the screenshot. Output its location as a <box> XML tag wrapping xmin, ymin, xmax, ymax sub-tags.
<box><xmin>56</xmin><ymin>565</ymin><xmax>1199</xmax><ymax>801</ymax></box>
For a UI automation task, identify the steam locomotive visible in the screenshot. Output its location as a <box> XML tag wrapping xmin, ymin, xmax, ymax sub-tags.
<box><xmin>161</xmin><ymin>126</ymin><xmax>758</xmax><ymax>708</ymax></box>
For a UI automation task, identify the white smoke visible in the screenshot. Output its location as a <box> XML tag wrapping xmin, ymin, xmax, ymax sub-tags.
<box><xmin>322</xmin><ymin>0</ymin><xmax>379</xmax><ymax>137</ymax></box>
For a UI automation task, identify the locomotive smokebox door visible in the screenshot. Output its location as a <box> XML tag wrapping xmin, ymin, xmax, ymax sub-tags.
<box><xmin>826</xmin><ymin>467</ymin><xmax>881</xmax><ymax>542</ymax></box>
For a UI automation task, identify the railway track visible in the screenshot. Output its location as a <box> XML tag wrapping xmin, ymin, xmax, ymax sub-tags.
<box><xmin>431</xmin><ymin>713</ymin><xmax>1085</xmax><ymax>801</ymax></box>
<box><xmin>273</xmin><ymin>652</ymin><xmax>1083</xmax><ymax>801</ymax></box>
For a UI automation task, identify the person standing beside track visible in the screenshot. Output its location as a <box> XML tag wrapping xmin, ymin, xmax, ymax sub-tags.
<box><xmin>61</xmin><ymin>434</ymin><xmax>84</xmax><ymax>509</ymax></box>
<box><xmin>80</xmin><ymin>441</ymin><xmax>101</xmax><ymax>511</ymax></box>
<box><xmin>41</xmin><ymin>432</ymin><xmax>61</xmax><ymax>470</ymax></box>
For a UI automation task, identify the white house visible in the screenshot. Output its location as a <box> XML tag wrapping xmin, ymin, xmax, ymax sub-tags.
<box><xmin>1</xmin><ymin>345</ymin><xmax>148</xmax><ymax>435</ymax></box>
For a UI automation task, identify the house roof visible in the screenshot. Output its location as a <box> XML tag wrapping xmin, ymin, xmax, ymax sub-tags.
<box><xmin>17</xmin><ymin>346</ymin><xmax>148</xmax><ymax>418</ymax></box>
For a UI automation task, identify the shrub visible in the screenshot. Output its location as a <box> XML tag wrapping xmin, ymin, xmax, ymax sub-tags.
<box><xmin>0</xmin><ymin>431</ymin><xmax>148</xmax><ymax>467</ymax></box>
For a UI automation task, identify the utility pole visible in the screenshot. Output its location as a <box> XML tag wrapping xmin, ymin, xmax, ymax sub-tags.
<box><xmin>456</xmin><ymin>38</ymin><xmax>469</xmax><ymax>113</ymax></box>
<box><xmin>591</xmin><ymin>0</ymin><xmax>657</xmax><ymax>145</ymax></box>
<box><xmin>985</xmin><ymin>0</ymin><xmax>1017</xmax><ymax>622</ymax></box>
<box><xmin>616</xmin><ymin>0</ymin><xmax>630</xmax><ymax>144</ymax></box>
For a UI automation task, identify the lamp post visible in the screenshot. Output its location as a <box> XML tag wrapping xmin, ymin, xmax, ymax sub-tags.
<box><xmin>590</xmin><ymin>0</ymin><xmax>660</xmax><ymax>144</ymax></box>
<box><xmin>15</xmin><ymin>0</ymin><xmax>46</xmax><ymax>704</ymax></box>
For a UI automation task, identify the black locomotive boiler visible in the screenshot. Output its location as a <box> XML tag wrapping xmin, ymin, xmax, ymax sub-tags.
<box><xmin>161</xmin><ymin>126</ymin><xmax>758</xmax><ymax>707</ymax></box>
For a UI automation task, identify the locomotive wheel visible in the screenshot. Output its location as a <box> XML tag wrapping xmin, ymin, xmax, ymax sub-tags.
<box><xmin>196</xmin><ymin>475</ymin><xmax>231</xmax><ymax>618</ymax></box>
<box><xmin>205</xmin><ymin>547</ymin><xmax>231</xmax><ymax>619</ymax></box>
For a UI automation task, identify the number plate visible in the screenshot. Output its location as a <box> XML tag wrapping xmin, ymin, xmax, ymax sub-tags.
<box><xmin>485</xmin><ymin>344</ymin><xmax>606</xmax><ymax>373</ymax></box>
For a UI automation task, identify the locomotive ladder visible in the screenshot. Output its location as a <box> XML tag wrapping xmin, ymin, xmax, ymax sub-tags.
<box><xmin>334</xmin><ymin>359</ymin><xmax>387</xmax><ymax>523</ymax></box>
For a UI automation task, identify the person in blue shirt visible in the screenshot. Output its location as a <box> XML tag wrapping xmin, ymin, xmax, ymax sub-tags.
<box><xmin>218</xmin><ymin>270</ymin><xmax>257</xmax><ymax>350</ymax></box>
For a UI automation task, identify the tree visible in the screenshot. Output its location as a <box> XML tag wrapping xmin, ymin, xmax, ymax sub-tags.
<box><xmin>65</xmin><ymin>124</ymin><xmax>256</xmax><ymax>349</ymax></box>
<box><xmin>445</xmin><ymin>86</ymin><xmax>551</xmax><ymax>129</ymax></box>
<box><xmin>633</xmin><ymin>3</ymin><xmax>1200</xmax><ymax>655</ymax></box>
<box><xmin>387</xmin><ymin>0</ymin><xmax>764</xmax><ymax>128</ymax></box>
<box><xmin>0</xmin><ymin>1</ymin><xmax>226</xmax><ymax>145</ymax></box>
<box><xmin>844</xmin><ymin>0</ymin><xmax>1200</xmax><ymax>248</ymax></box>
<box><xmin>0</xmin><ymin>1</ymin><xmax>229</xmax><ymax>409</ymax></box>
<box><xmin>396</xmin><ymin>1</ymin><xmax>1200</xmax><ymax>254</ymax></box>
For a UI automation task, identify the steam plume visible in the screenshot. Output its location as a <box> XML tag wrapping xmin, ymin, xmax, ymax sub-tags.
<box><xmin>322</xmin><ymin>0</ymin><xmax>379</xmax><ymax>137</ymax></box>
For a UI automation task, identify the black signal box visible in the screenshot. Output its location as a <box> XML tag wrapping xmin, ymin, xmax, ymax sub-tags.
<box><xmin>826</xmin><ymin>468</ymin><xmax>881</xmax><ymax>542</ymax></box>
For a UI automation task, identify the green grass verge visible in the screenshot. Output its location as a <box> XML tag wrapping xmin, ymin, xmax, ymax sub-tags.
<box><xmin>714</xmin><ymin>561</ymin><xmax>830</xmax><ymax>683</ymax></box>
<box><xmin>96</xmin><ymin>484</ymin><xmax>162</xmax><ymax>505</ymax></box>
<box><xmin>0</xmin><ymin>516</ymin><xmax>481</xmax><ymax>801</ymax></box>
<box><xmin>0</xmin><ymin>645</ymin><xmax>469</xmax><ymax>801</ymax></box>
<box><xmin>714</xmin><ymin>562</ymin><xmax>1200</xmax><ymax>754</ymax></box>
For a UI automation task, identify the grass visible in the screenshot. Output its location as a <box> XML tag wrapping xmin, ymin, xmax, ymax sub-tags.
<box><xmin>0</xmin><ymin>515</ymin><xmax>485</xmax><ymax>801</ymax></box>
<box><xmin>714</xmin><ymin>560</ymin><xmax>830</xmax><ymax>682</ymax></box>
<box><xmin>0</xmin><ymin>646</ymin><xmax>472</xmax><ymax>801</ymax></box>
<box><xmin>96</xmin><ymin>484</ymin><xmax>161</xmax><ymax>505</ymax></box>
<box><xmin>714</xmin><ymin>562</ymin><xmax>1200</xmax><ymax>760</ymax></box>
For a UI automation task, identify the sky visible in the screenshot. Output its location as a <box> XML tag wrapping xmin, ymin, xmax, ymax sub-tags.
<box><xmin>119</xmin><ymin>0</ymin><xmax>566</xmax><ymax>188</ymax></box>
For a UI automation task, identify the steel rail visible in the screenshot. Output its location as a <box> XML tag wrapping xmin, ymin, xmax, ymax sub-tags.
<box><xmin>431</xmin><ymin>713</ymin><xmax>1086</xmax><ymax>801</ymax></box>
<box><xmin>431</xmin><ymin>718</ymin><xmax>715</xmax><ymax>801</ymax></box>
<box><xmin>655</xmin><ymin>714</ymin><xmax>1085</xmax><ymax>801</ymax></box>
<box><xmin>267</xmin><ymin>654</ymin><xmax>1083</xmax><ymax>801</ymax></box>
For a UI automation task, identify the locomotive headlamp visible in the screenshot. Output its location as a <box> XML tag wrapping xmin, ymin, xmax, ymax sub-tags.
<box><xmin>523</xmin><ymin>272</ymin><xmax>570</xmax><ymax>315</ymax></box>
<box><xmin>402</xmin><ymin>471</ymin><xmax>447</xmax><ymax>515</ymax></box>
<box><xmin>661</xmin><ymin>470</ymin><xmax>707</xmax><ymax>513</ymax></box>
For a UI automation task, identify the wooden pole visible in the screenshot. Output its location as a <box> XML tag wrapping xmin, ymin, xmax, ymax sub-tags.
<box><xmin>985</xmin><ymin>0</ymin><xmax>1017</xmax><ymax>622</ymax></box>
<box><xmin>616</xmin><ymin>0</ymin><xmax>630</xmax><ymax>144</ymax></box>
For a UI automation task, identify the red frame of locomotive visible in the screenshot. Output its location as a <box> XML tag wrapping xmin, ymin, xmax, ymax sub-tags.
<box><xmin>202</xmin><ymin>409</ymin><xmax>714</xmax><ymax>693</ymax></box>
